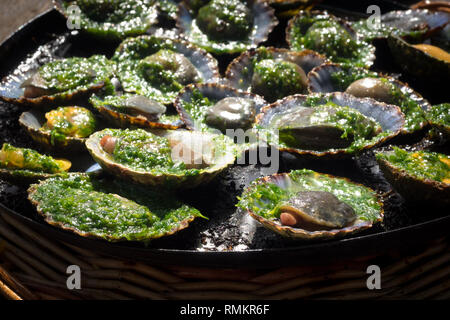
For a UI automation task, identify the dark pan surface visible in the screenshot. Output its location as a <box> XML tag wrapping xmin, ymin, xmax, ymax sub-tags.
<box><xmin>0</xmin><ymin>7</ymin><xmax>449</xmax><ymax>268</ymax></box>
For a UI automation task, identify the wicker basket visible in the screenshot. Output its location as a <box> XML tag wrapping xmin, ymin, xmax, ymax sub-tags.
<box><xmin>0</xmin><ymin>211</ymin><xmax>449</xmax><ymax>300</ymax></box>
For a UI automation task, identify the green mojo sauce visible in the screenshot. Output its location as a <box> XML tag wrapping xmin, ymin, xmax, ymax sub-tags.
<box><xmin>90</xmin><ymin>94</ymin><xmax>178</xmax><ymax>124</ymax></box>
<box><xmin>41</xmin><ymin>106</ymin><xmax>96</xmax><ymax>145</ymax></box>
<box><xmin>99</xmin><ymin>129</ymin><xmax>211</xmax><ymax>177</ymax></box>
<box><xmin>329</xmin><ymin>66</ymin><xmax>427</xmax><ymax>132</ymax></box>
<box><xmin>268</xmin><ymin>99</ymin><xmax>384</xmax><ymax>153</ymax></box>
<box><xmin>29</xmin><ymin>174</ymin><xmax>204</xmax><ymax>241</ymax></box>
<box><xmin>180</xmin><ymin>0</ymin><xmax>269</xmax><ymax>54</ymax></box>
<box><xmin>428</xmin><ymin>103</ymin><xmax>450</xmax><ymax>127</ymax></box>
<box><xmin>39</xmin><ymin>55</ymin><xmax>114</xmax><ymax>95</ymax></box>
<box><xmin>113</xmin><ymin>37</ymin><xmax>203</xmax><ymax>104</ymax></box>
<box><xmin>0</xmin><ymin>143</ymin><xmax>68</xmax><ymax>173</ymax></box>
<box><xmin>377</xmin><ymin>147</ymin><xmax>450</xmax><ymax>184</ymax></box>
<box><xmin>103</xmin><ymin>129</ymin><xmax>187</xmax><ymax>172</ymax></box>
<box><xmin>289</xmin><ymin>14</ymin><xmax>374</xmax><ymax>67</ymax></box>
<box><xmin>329</xmin><ymin>65</ymin><xmax>378</xmax><ymax>91</ymax></box>
<box><xmin>196</xmin><ymin>0</ymin><xmax>253</xmax><ymax>41</ymax></box>
<box><xmin>237</xmin><ymin>169</ymin><xmax>382</xmax><ymax>223</ymax></box>
<box><xmin>252</xmin><ymin>59</ymin><xmax>306</xmax><ymax>102</ymax></box>
<box><xmin>63</xmin><ymin>0</ymin><xmax>158</xmax><ymax>39</ymax></box>
<box><xmin>314</xmin><ymin>102</ymin><xmax>381</xmax><ymax>139</ymax></box>
<box><xmin>179</xmin><ymin>88</ymin><xmax>214</xmax><ymax>131</ymax></box>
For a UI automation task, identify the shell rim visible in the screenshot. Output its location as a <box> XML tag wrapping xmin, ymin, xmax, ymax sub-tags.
<box><xmin>90</xmin><ymin>95</ymin><xmax>182</xmax><ymax>130</ymax></box>
<box><xmin>306</xmin><ymin>62</ymin><xmax>432</xmax><ymax>134</ymax></box>
<box><xmin>0</xmin><ymin>168</ymin><xmax>54</xmax><ymax>185</ymax></box>
<box><xmin>113</xmin><ymin>35</ymin><xmax>221</xmax><ymax>105</ymax></box>
<box><xmin>19</xmin><ymin>110</ymin><xmax>88</xmax><ymax>151</ymax></box>
<box><xmin>85</xmin><ymin>129</ymin><xmax>237</xmax><ymax>184</ymax></box>
<box><xmin>243</xmin><ymin>170</ymin><xmax>384</xmax><ymax>240</ymax></box>
<box><xmin>376</xmin><ymin>152</ymin><xmax>450</xmax><ymax>191</ymax></box>
<box><xmin>52</xmin><ymin>0</ymin><xmax>160</xmax><ymax>40</ymax></box>
<box><xmin>224</xmin><ymin>46</ymin><xmax>328</xmax><ymax>93</ymax></box>
<box><xmin>175</xmin><ymin>0</ymin><xmax>279</xmax><ymax>54</ymax></box>
<box><xmin>285</xmin><ymin>10</ymin><xmax>376</xmax><ymax>68</ymax></box>
<box><xmin>27</xmin><ymin>176</ymin><xmax>199</xmax><ymax>242</ymax></box>
<box><xmin>254</xmin><ymin>92</ymin><xmax>405</xmax><ymax>158</ymax></box>
<box><xmin>0</xmin><ymin>80</ymin><xmax>106</xmax><ymax>108</ymax></box>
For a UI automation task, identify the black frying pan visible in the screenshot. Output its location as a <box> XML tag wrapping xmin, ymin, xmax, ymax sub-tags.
<box><xmin>0</xmin><ymin>6</ymin><xmax>449</xmax><ymax>269</ymax></box>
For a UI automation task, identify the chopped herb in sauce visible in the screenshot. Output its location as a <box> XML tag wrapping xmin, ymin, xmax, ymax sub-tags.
<box><xmin>38</xmin><ymin>55</ymin><xmax>114</xmax><ymax>94</ymax></box>
<box><xmin>288</xmin><ymin>13</ymin><xmax>374</xmax><ymax>67</ymax></box>
<box><xmin>0</xmin><ymin>143</ymin><xmax>70</xmax><ymax>173</ymax></box>
<box><xmin>377</xmin><ymin>148</ymin><xmax>450</xmax><ymax>184</ymax></box>
<box><xmin>41</xmin><ymin>106</ymin><xmax>96</xmax><ymax>145</ymax></box>
<box><xmin>328</xmin><ymin>65</ymin><xmax>427</xmax><ymax>132</ymax></box>
<box><xmin>29</xmin><ymin>174</ymin><xmax>205</xmax><ymax>242</ymax></box>
<box><xmin>238</xmin><ymin>169</ymin><xmax>382</xmax><ymax>222</ymax></box>
<box><xmin>62</xmin><ymin>0</ymin><xmax>158</xmax><ymax>39</ymax></box>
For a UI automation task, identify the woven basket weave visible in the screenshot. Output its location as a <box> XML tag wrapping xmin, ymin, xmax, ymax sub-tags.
<box><xmin>0</xmin><ymin>211</ymin><xmax>449</xmax><ymax>300</ymax></box>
